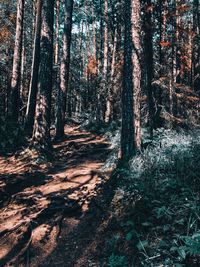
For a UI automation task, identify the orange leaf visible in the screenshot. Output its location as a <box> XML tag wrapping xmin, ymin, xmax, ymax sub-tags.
<box><xmin>159</xmin><ymin>41</ymin><xmax>171</xmax><ymax>47</ymax></box>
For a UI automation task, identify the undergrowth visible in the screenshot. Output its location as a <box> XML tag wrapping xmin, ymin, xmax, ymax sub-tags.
<box><xmin>105</xmin><ymin>129</ymin><xmax>200</xmax><ymax>266</ymax></box>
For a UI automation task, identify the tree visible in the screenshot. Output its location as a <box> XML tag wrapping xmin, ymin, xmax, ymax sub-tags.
<box><xmin>131</xmin><ymin>0</ymin><xmax>142</xmax><ymax>151</ymax></box>
<box><xmin>103</xmin><ymin>0</ymin><xmax>110</xmax><ymax>123</ymax></box>
<box><xmin>121</xmin><ymin>0</ymin><xmax>142</xmax><ymax>161</ymax></box>
<box><xmin>193</xmin><ymin>0</ymin><xmax>200</xmax><ymax>92</ymax></box>
<box><xmin>144</xmin><ymin>0</ymin><xmax>155</xmax><ymax>137</ymax></box>
<box><xmin>55</xmin><ymin>0</ymin><xmax>74</xmax><ymax>139</ymax></box>
<box><xmin>9</xmin><ymin>0</ymin><xmax>25</xmax><ymax>123</ymax></box>
<box><xmin>25</xmin><ymin>0</ymin><xmax>42</xmax><ymax>134</ymax></box>
<box><xmin>55</xmin><ymin>0</ymin><xmax>60</xmax><ymax>66</ymax></box>
<box><xmin>32</xmin><ymin>0</ymin><xmax>54</xmax><ymax>151</ymax></box>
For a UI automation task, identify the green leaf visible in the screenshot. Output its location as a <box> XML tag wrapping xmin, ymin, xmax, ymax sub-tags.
<box><xmin>163</xmin><ymin>224</ymin><xmax>170</xmax><ymax>232</ymax></box>
<box><xmin>177</xmin><ymin>247</ymin><xmax>186</xmax><ymax>259</ymax></box>
<box><xmin>136</xmin><ymin>240</ymin><xmax>148</xmax><ymax>251</ymax></box>
<box><xmin>126</xmin><ymin>232</ymin><xmax>133</xmax><ymax>241</ymax></box>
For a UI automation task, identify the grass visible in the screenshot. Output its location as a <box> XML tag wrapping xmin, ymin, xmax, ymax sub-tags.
<box><xmin>104</xmin><ymin>128</ymin><xmax>200</xmax><ymax>266</ymax></box>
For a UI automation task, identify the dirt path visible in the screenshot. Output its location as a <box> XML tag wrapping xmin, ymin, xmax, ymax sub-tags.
<box><xmin>0</xmin><ymin>125</ymin><xmax>112</xmax><ymax>267</ymax></box>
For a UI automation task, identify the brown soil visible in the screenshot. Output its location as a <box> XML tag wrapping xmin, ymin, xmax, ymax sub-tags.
<box><xmin>0</xmin><ymin>125</ymin><xmax>114</xmax><ymax>267</ymax></box>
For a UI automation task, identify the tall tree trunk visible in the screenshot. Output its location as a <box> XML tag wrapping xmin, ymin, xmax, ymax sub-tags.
<box><xmin>159</xmin><ymin>0</ymin><xmax>163</xmax><ymax>73</ymax></box>
<box><xmin>156</xmin><ymin>0</ymin><xmax>167</xmax><ymax>127</ymax></box>
<box><xmin>121</xmin><ymin>0</ymin><xmax>142</xmax><ymax>161</ymax></box>
<box><xmin>9</xmin><ymin>0</ymin><xmax>25</xmax><ymax>123</ymax></box>
<box><xmin>96</xmin><ymin>0</ymin><xmax>104</xmax><ymax>122</ymax></box>
<box><xmin>20</xmin><ymin>36</ymin><xmax>25</xmax><ymax>101</ymax></box>
<box><xmin>121</xmin><ymin>0</ymin><xmax>134</xmax><ymax>161</ymax></box>
<box><xmin>92</xmin><ymin>8</ymin><xmax>97</xmax><ymax>62</ymax></box>
<box><xmin>79</xmin><ymin>21</ymin><xmax>84</xmax><ymax>77</ymax></box>
<box><xmin>25</xmin><ymin>0</ymin><xmax>42</xmax><ymax>134</ymax></box>
<box><xmin>32</xmin><ymin>0</ymin><xmax>54</xmax><ymax>150</ymax></box>
<box><xmin>193</xmin><ymin>0</ymin><xmax>200</xmax><ymax>92</ymax></box>
<box><xmin>55</xmin><ymin>0</ymin><xmax>73</xmax><ymax>139</ymax></box>
<box><xmin>99</xmin><ymin>0</ymin><xmax>104</xmax><ymax>73</ymax></box>
<box><xmin>159</xmin><ymin>0</ymin><xmax>168</xmax><ymax>76</ymax></box>
<box><xmin>132</xmin><ymin>0</ymin><xmax>142</xmax><ymax>151</ymax></box>
<box><xmin>105</xmin><ymin>28</ymin><xmax>117</xmax><ymax>123</ymax></box>
<box><xmin>103</xmin><ymin>0</ymin><xmax>109</xmax><ymax>122</ymax></box>
<box><xmin>103</xmin><ymin>0</ymin><xmax>108</xmax><ymax>81</ymax></box>
<box><xmin>55</xmin><ymin>0</ymin><xmax>60</xmax><ymax>66</ymax></box>
<box><xmin>54</xmin><ymin>0</ymin><xmax>60</xmax><ymax>122</ymax></box>
<box><xmin>144</xmin><ymin>0</ymin><xmax>155</xmax><ymax>137</ymax></box>
<box><xmin>175</xmin><ymin>0</ymin><xmax>181</xmax><ymax>83</ymax></box>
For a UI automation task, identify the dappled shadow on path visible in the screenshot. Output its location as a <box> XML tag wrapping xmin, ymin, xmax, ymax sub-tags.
<box><xmin>0</xmin><ymin>125</ymin><xmax>113</xmax><ymax>266</ymax></box>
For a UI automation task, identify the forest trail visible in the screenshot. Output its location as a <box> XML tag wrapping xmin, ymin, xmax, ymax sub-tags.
<box><xmin>0</xmin><ymin>125</ymin><xmax>112</xmax><ymax>267</ymax></box>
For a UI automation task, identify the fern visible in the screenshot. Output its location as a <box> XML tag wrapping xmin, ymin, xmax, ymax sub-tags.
<box><xmin>108</xmin><ymin>253</ymin><xmax>128</xmax><ymax>267</ymax></box>
<box><xmin>181</xmin><ymin>234</ymin><xmax>200</xmax><ymax>255</ymax></box>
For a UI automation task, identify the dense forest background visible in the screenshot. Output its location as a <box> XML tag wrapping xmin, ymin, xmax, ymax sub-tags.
<box><xmin>0</xmin><ymin>0</ymin><xmax>199</xmax><ymax>152</ymax></box>
<box><xmin>0</xmin><ymin>0</ymin><xmax>200</xmax><ymax>266</ymax></box>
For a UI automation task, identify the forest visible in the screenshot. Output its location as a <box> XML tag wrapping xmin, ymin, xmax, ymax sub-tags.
<box><xmin>0</xmin><ymin>0</ymin><xmax>200</xmax><ymax>266</ymax></box>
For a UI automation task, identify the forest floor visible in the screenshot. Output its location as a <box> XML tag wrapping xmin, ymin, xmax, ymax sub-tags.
<box><xmin>1</xmin><ymin>125</ymin><xmax>200</xmax><ymax>267</ymax></box>
<box><xmin>0</xmin><ymin>124</ymin><xmax>115</xmax><ymax>267</ymax></box>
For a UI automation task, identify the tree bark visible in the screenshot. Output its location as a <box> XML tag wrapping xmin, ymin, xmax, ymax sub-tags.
<box><xmin>55</xmin><ymin>0</ymin><xmax>73</xmax><ymax>139</ymax></box>
<box><xmin>55</xmin><ymin>0</ymin><xmax>60</xmax><ymax>66</ymax></box>
<box><xmin>193</xmin><ymin>0</ymin><xmax>200</xmax><ymax>92</ymax></box>
<box><xmin>32</xmin><ymin>0</ymin><xmax>54</xmax><ymax>150</ymax></box>
<box><xmin>121</xmin><ymin>0</ymin><xmax>142</xmax><ymax>161</ymax></box>
<box><xmin>175</xmin><ymin>0</ymin><xmax>181</xmax><ymax>83</ymax></box>
<box><xmin>105</xmin><ymin>28</ymin><xmax>117</xmax><ymax>123</ymax></box>
<box><xmin>103</xmin><ymin>0</ymin><xmax>108</xmax><ymax>81</ymax></box>
<box><xmin>9</xmin><ymin>0</ymin><xmax>25</xmax><ymax>123</ymax></box>
<box><xmin>144</xmin><ymin>0</ymin><xmax>155</xmax><ymax>137</ymax></box>
<box><xmin>103</xmin><ymin>0</ymin><xmax>110</xmax><ymax>123</ymax></box>
<box><xmin>25</xmin><ymin>0</ymin><xmax>42</xmax><ymax>134</ymax></box>
<box><xmin>132</xmin><ymin>0</ymin><xmax>142</xmax><ymax>151</ymax></box>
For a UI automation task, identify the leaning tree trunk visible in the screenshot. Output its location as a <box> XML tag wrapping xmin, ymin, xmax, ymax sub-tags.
<box><xmin>55</xmin><ymin>0</ymin><xmax>73</xmax><ymax>139</ymax></box>
<box><xmin>9</xmin><ymin>0</ymin><xmax>25</xmax><ymax>123</ymax></box>
<box><xmin>25</xmin><ymin>0</ymin><xmax>42</xmax><ymax>134</ymax></box>
<box><xmin>32</xmin><ymin>0</ymin><xmax>54</xmax><ymax>151</ymax></box>
<box><xmin>121</xmin><ymin>0</ymin><xmax>142</xmax><ymax>161</ymax></box>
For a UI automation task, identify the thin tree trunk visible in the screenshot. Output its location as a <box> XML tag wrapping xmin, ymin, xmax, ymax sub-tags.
<box><xmin>99</xmin><ymin>0</ymin><xmax>104</xmax><ymax>73</ymax></box>
<box><xmin>92</xmin><ymin>10</ymin><xmax>97</xmax><ymax>61</ymax></box>
<box><xmin>55</xmin><ymin>0</ymin><xmax>73</xmax><ymax>139</ymax></box>
<box><xmin>25</xmin><ymin>0</ymin><xmax>42</xmax><ymax>134</ymax></box>
<box><xmin>55</xmin><ymin>0</ymin><xmax>60</xmax><ymax>66</ymax></box>
<box><xmin>32</xmin><ymin>0</ymin><xmax>54</xmax><ymax>151</ymax></box>
<box><xmin>103</xmin><ymin>0</ymin><xmax>108</xmax><ymax>81</ymax></box>
<box><xmin>20</xmin><ymin>37</ymin><xmax>25</xmax><ymax>100</ymax></box>
<box><xmin>144</xmin><ymin>0</ymin><xmax>155</xmax><ymax>138</ymax></box>
<box><xmin>19</xmin><ymin>29</ymin><xmax>26</xmax><ymax>122</ymax></box>
<box><xmin>105</xmin><ymin>28</ymin><xmax>117</xmax><ymax>123</ymax></box>
<box><xmin>159</xmin><ymin>0</ymin><xmax>163</xmax><ymax>73</ymax></box>
<box><xmin>103</xmin><ymin>0</ymin><xmax>109</xmax><ymax>122</ymax></box>
<box><xmin>9</xmin><ymin>0</ymin><xmax>25</xmax><ymax>123</ymax></box>
<box><xmin>175</xmin><ymin>0</ymin><xmax>181</xmax><ymax>83</ymax></box>
<box><xmin>193</xmin><ymin>0</ymin><xmax>200</xmax><ymax>92</ymax></box>
<box><xmin>159</xmin><ymin>0</ymin><xmax>168</xmax><ymax>76</ymax></box>
<box><xmin>96</xmin><ymin>0</ymin><xmax>104</xmax><ymax>122</ymax></box>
